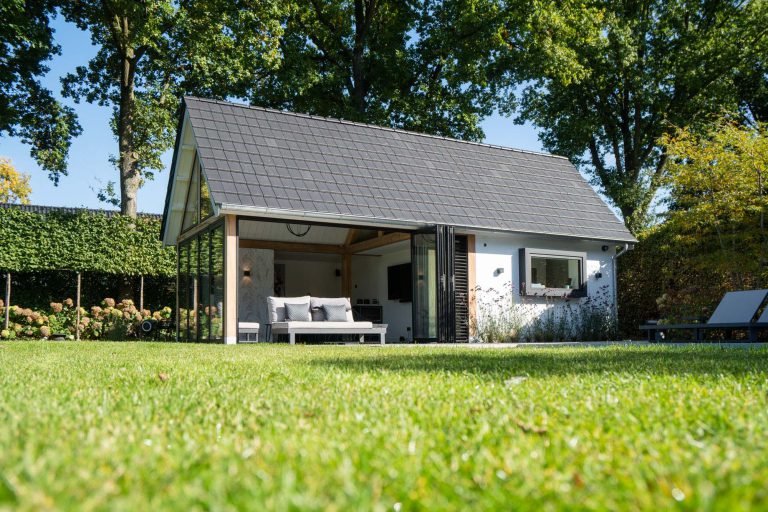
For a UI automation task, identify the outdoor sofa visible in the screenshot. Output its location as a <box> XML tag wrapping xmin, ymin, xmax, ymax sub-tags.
<box><xmin>266</xmin><ymin>296</ymin><xmax>387</xmax><ymax>344</ymax></box>
<box><xmin>640</xmin><ymin>289</ymin><xmax>768</xmax><ymax>342</ymax></box>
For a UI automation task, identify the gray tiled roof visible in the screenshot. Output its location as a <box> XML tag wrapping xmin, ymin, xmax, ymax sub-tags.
<box><xmin>183</xmin><ymin>97</ymin><xmax>635</xmax><ymax>242</ymax></box>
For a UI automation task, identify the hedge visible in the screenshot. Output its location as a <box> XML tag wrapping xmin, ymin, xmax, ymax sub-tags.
<box><xmin>0</xmin><ymin>208</ymin><xmax>176</xmax><ymax>276</ymax></box>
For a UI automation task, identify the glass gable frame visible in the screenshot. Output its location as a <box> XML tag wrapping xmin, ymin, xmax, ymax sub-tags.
<box><xmin>177</xmin><ymin>221</ymin><xmax>224</xmax><ymax>342</ymax></box>
<box><xmin>181</xmin><ymin>154</ymin><xmax>214</xmax><ymax>233</ymax></box>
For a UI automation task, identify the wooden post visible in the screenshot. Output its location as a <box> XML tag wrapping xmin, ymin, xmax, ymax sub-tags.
<box><xmin>223</xmin><ymin>215</ymin><xmax>238</xmax><ymax>344</ymax></box>
<box><xmin>341</xmin><ymin>253</ymin><xmax>352</xmax><ymax>297</ymax></box>
<box><xmin>3</xmin><ymin>272</ymin><xmax>10</xmax><ymax>331</ymax></box>
<box><xmin>76</xmin><ymin>272</ymin><xmax>81</xmax><ymax>341</ymax></box>
<box><xmin>139</xmin><ymin>274</ymin><xmax>144</xmax><ymax>312</ymax></box>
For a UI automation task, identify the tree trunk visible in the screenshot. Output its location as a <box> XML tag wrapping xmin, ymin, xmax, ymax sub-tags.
<box><xmin>117</xmin><ymin>18</ymin><xmax>139</xmax><ymax>300</ymax></box>
<box><xmin>117</xmin><ymin>17</ymin><xmax>140</xmax><ymax>219</ymax></box>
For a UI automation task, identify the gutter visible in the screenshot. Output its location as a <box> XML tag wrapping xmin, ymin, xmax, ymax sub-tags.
<box><xmin>612</xmin><ymin>243</ymin><xmax>634</xmax><ymax>325</ymax></box>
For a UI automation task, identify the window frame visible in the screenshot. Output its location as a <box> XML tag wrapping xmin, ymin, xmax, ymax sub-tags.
<box><xmin>518</xmin><ymin>248</ymin><xmax>587</xmax><ymax>298</ymax></box>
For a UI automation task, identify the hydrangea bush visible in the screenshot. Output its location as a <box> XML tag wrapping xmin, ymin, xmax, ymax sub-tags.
<box><xmin>0</xmin><ymin>298</ymin><xmax>173</xmax><ymax>340</ymax></box>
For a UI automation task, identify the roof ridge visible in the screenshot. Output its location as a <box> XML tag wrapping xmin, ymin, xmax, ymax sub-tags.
<box><xmin>184</xmin><ymin>96</ymin><xmax>569</xmax><ymax>161</ymax></box>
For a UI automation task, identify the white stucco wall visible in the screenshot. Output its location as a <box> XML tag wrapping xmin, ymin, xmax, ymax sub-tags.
<box><xmin>472</xmin><ymin>231</ymin><xmax>616</xmax><ymax>339</ymax></box>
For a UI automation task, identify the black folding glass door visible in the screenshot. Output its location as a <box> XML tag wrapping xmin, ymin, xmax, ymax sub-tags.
<box><xmin>412</xmin><ymin>225</ymin><xmax>455</xmax><ymax>342</ymax></box>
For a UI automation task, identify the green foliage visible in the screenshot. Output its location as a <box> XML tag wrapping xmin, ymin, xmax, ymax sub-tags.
<box><xmin>0</xmin><ymin>208</ymin><xmax>175</xmax><ymax>275</ymax></box>
<box><xmin>618</xmin><ymin>117</ymin><xmax>768</xmax><ymax>336</ymax></box>
<box><xmin>60</xmin><ymin>0</ymin><xmax>285</xmax><ymax>215</ymax></box>
<box><xmin>662</xmin><ymin>117</ymin><xmax>768</xmax><ymax>288</ymax></box>
<box><xmin>492</xmin><ymin>0</ymin><xmax>768</xmax><ymax>232</ymax></box>
<box><xmin>253</xmin><ymin>0</ymin><xmax>502</xmax><ymax>140</ymax></box>
<box><xmin>0</xmin><ymin>0</ymin><xmax>81</xmax><ymax>179</ymax></box>
<box><xmin>2</xmin><ymin>343</ymin><xmax>768</xmax><ymax>509</ymax></box>
<box><xmin>0</xmin><ymin>158</ymin><xmax>31</xmax><ymax>204</ymax></box>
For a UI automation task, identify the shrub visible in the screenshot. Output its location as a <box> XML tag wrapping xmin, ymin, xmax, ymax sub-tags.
<box><xmin>0</xmin><ymin>298</ymin><xmax>173</xmax><ymax>340</ymax></box>
<box><xmin>471</xmin><ymin>283</ymin><xmax>617</xmax><ymax>343</ymax></box>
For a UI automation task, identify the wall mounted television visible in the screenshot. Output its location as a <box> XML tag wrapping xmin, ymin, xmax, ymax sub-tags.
<box><xmin>387</xmin><ymin>263</ymin><xmax>412</xmax><ymax>302</ymax></box>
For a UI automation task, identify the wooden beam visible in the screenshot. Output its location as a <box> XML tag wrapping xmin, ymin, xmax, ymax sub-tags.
<box><xmin>467</xmin><ymin>234</ymin><xmax>477</xmax><ymax>335</ymax></box>
<box><xmin>347</xmin><ymin>232</ymin><xmax>410</xmax><ymax>254</ymax></box>
<box><xmin>344</xmin><ymin>228</ymin><xmax>357</xmax><ymax>246</ymax></box>
<box><xmin>239</xmin><ymin>239</ymin><xmax>344</xmax><ymax>254</ymax></box>
<box><xmin>341</xmin><ymin>253</ymin><xmax>352</xmax><ymax>297</ymax></box>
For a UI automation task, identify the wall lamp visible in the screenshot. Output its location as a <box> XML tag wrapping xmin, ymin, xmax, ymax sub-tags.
<box><xmin>243</xmin><ymin>269</ymin><xmax>251</xmax><ymax>278</ymax></box>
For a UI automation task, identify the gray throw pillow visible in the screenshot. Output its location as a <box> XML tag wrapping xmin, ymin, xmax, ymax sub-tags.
<box><xmin>285</xmin><ymin>302</ymin><xmax>310</xmax><ymax>321</ymax></box>
<box><xmin>323</xmin><ymin>304</ymin><xmax>348</xmax><ymax>322</ymax></box>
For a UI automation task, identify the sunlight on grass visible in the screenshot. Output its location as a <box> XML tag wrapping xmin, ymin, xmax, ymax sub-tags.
<box><xmin>1</xmin><ymin>342</ymin><xmax>767</xmax><ymax>510</ymax></box>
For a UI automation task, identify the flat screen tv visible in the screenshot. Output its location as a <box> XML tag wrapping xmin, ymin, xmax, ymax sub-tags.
<box><xmin>387</xmin><ymin>263</ymin><xmax>412</xmax><ymax>302</ymax></box>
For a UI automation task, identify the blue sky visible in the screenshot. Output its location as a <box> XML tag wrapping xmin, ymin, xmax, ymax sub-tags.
<box><xmin>0</xmin><ymin>16</ymin><xmax>545</xmax><ymax>214</ymax></box>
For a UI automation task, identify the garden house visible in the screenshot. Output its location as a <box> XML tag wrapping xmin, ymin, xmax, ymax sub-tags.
<box><xmin>161</xmin><ymin>97</ymin><xmax>635</xmax><ymax>343</ymax></box>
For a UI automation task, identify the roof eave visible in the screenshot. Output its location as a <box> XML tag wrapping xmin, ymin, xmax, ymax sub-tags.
<box><xmin>218</xmin><ymin>203</ymin><xmax>637</xmax><ymax>244</ymax></box>
<box><xmin>160</xmin><ymin>99</ymin><xmax>189</xmax><ymax>245</ymax></box>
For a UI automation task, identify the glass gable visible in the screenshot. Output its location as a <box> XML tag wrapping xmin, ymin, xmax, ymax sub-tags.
<box><xmin>181</xmin><ymin>155</ymin><xmax>214</xmax><ymax>233</ymax></box>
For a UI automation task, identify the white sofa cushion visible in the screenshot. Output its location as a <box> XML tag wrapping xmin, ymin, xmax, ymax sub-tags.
<box><xmin>267</xmin><ymin>296</ymin><xmax>311</xmax><ymax>323</ymax></box>
<box><xmin>310</xmin><ymin>297</ymin><xmax>353</xmax><ymax>322</ymax></box>
<box><xmin>271</xmin><ymin>321</ymin><xmax>374</xmax><ymax>329</ymax></box>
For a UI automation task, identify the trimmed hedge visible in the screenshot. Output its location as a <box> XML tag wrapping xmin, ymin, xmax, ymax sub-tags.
<box><xmin>0</xmin><ymin>208</ymin><xmax>175</xmax><ymax>276</ymax></box>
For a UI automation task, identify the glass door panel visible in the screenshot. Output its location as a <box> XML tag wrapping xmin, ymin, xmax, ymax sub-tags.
<box><xmin>412</xmin><ymin>231</ymin><xmax>437</xmax><ymax>341</ymax></box>
<box><xmin>178</xmin><ymin>242</ymin><xmax>189</xmax><ymax>342</ymax></box>
<box><xmin>436</xmin><ymin>225</ymin><xmax>456</xmax><ymax>343</ymax></box>
<box><xmin>198</xmin><ymin>230</ymin><xmax>211</xmax><ymax>342</ymax></box>
<box><xmin>210</xmin><ymin>225</ymin><xmax>224</xmax><ymax>342</ymax></box>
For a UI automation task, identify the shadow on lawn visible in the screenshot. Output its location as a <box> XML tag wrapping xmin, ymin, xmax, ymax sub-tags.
<box><xmin>310</xmin><ymin>346</ymin><xmax>768</xmax><ymax>378</ymax></box>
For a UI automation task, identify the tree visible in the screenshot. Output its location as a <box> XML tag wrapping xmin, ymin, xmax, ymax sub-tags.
<box><xmin>0</xmin><ymin>0</ymin><xmax>81</xmax><ymax>181</ymax></box>
<box><xmin>662</xmin><ymin>115</ymin><xmax>768</xmax><ymax>288</ymax></box>
<box><xmin>252</xmin><ymin>0</ymin><xmax>503</xmax><ymax>140</ymax></box>
<box><xmin>494</xmin><ymin>0</ymin><xmax>768</xmax><ymax>233</ymax></box>
<box><xmin>617</xmin><ymin>116</ymin><xmax>768</xmax><ymax>336</ymax></box>
<box><xmin>0</xmin><ymin>158</ymin><xmax>32</xmax><ymax>204</ymax></box>
<box><xmin>60</xmin><ymin>0</ymin><xmax>284</xmax><ymax>217</ymax></box>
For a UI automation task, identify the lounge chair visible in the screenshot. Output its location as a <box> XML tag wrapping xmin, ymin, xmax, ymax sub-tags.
<box><xmin>640</xmin><ymin>289</ymin><xmax>768</xmax><ymax>342</ymax></box>
<box><xmin>266</xmin><ymin>296</ymin><xmax>387</xmax><ymax>344</ymax></box>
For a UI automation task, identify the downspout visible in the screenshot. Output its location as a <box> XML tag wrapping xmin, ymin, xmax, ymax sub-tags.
<box><xmin>612</xmin><ymin>243</ymin><xmax>633</xmax><ymax>327</ymax></box>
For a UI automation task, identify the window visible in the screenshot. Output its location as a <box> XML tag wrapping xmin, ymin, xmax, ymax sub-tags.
<box><xmin>176</xmin><ymin>221</ymin><xmax>225</xmax><ymax>342</ymax></box>
<box><xmin>519</xmin><ymin>248</ymin><xmax>587</xmax><ymax>297</ymax></box>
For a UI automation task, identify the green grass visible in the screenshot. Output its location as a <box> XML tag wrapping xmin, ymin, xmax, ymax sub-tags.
<box><xmin>1</xmin><ymin>343</ymin><xmax>768</xmax><ymax>511</ymax></box>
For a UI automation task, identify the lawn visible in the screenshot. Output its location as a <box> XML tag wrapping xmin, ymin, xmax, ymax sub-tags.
<box><xmin>1</xmin><ymin>343</ymin><xmax>767</xmax><ymax>511</ymax></box>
